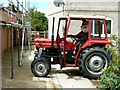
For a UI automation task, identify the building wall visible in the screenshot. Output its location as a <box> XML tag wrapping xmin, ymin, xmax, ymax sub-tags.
<box><xmin>1</xmin><ymin>27</ymin><xmax>12</xmax><ymax>53</ymax></box>
<box><xmin>64</xmin><ymin>10</ymin><xmax>118</xmax><ymax>35</ymax></box>
<box><xmin>64</xmin><ymin>0</ymin><xmax>119</xmax><ymax>35</ymax></box>
<box><xmin>0</xmin><ymin>7</ymin><xmax>22</xmax><ymax>89</ymax></box>
<box><xmin>48</xmin><ymin>13</ymin><xmax>63</xmax><ymax>39</ymax></box>
<box><xmin>0</xmin><ymin>26</ymin><xmax>19</xmax><ymax>54</ymax></box>
<box><xmin>1</xmin><ymin>27</ymin><xmax>19</xmax><ymax>53</ymax></box>
<box><xmin>48</xmin><ymin>0</ymin><xmax>64</xmax><ymax>39</ymax></box>
<box><xmin>3</xmin><ymin>27</ymin><xmax>9</xmax><ymax>52</ymax></box>
<box><xmin>48</xmin><ymin>0</ymin><xmax>120</xmax><ymax>37</ymax></box>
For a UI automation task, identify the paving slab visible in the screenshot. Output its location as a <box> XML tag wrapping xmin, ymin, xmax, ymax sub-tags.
<box><xmin>46</xmin><ymin>65</ymin><xmax>96</xmax><ymax>88</ymax></box>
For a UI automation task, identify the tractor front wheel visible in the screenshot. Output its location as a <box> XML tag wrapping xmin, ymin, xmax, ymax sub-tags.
<box><xmin>31</xmin><ymin>57</ymin><xmax>51</xmax><ymax>77</ymax></box>
<box><xmin>79</xmin><ymin>47</ymin><xmax>111</xmax><ymax>79</ymax></box>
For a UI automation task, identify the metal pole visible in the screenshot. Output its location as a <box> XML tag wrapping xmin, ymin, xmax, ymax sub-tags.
<box><xmin>51</xmin><ymin>17</ymin><xmax>55</xmax><ymax>48</ymax></box>
<box><xmin>17</xmin><ymin>0</ymin><xmax>21</xmax><ymax>67</ymax></box>
<box><xmin>28</xmin><ymin>0</ymin><xmax>31</xmax><ymax>55</ymax></box>
<box><xmin>10</xmin><ymin>1</ymin><xmax>14</xmax><ymax>79</ymax></box>
<box><xmin>8</xmin><ymin>0</ymin><xmax>28</xmax><ymax>12</ymax></box>
<box><xmin>17</xmin><ymin>27</ymin><xmax>21</xmax><ymax>66</ymax></box>
<box><xmin>21</xmin><ymin>27</ymin><xmax>25</xmax><ymax>63</ymax></box>
<box><xmin>19</xmin><ymin>2</ymin><xmax>24</xmax><ymax>66</ymax></box>
<box><xmin>28</xmin><ymin>25</ymin><xmax>31</xmax><ymax>55</ymax></box>
<box><xmin>11</xmin><ymin>24</ymin><xmax>14</xmax><ymax>79</ymax></box>
<box><xmin>7</xmin><ymin>3</ymin><xmax>12</xmax><ymax>76</ymax></box>
<box><xmin>24</xmin><ymin>0</ymin><xmax>27</xmax><ymax>52</ymax></box>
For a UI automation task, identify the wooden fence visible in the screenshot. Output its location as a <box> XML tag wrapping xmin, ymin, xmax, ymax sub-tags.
<box><xmin>31</xmin><ymin>31</ymin><xmax>48</xmax><ymax>45</ymax></box>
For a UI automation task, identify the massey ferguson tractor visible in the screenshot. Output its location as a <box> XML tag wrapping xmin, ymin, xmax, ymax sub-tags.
<box><xmin>31</xmin><ymin>15</ymin><xmax>112</xmax><ymax>79</ymax></box>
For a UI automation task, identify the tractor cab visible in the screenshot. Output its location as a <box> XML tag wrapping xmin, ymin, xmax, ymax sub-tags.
<box><xmin>56</xmin><ymin>15</ymin><xmax>111</xmax><ymax>65</ymax></box>
<box><xmin>32</xmin><ymin>15</ymin><xmax>112</xmax><ymax>79</ymax></box>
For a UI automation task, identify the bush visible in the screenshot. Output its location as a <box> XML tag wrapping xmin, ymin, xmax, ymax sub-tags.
<box><xmin>99</xmin><ymin>35</ymin><xmax>120</xmax><ymax>89</ymax></box>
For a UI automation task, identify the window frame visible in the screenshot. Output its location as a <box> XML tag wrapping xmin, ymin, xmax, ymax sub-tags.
<box><xmin>106</xmin><ymin>17</ymin><xmax>113</xmax><ymax>37</ymax></box>
<box><xmin>91</xmin><ymin>16</ymin><xmax>113</xmax><ymax>37</ymax></box>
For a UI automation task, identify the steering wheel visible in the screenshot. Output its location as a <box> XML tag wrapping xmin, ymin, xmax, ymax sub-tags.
<box><xmin>67</xmin><ymin>35</ymin><xmax>75</xmax><ymax>38</ymax></box>
<box><xmin>67</xmin><ymin>35</ymin><xmax>79</xmax><ymax>43</ymax></box>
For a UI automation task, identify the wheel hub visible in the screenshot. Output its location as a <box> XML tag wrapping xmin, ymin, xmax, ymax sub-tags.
<box><xmin>35</xmin><ymin>62</ymin><xmax>47</xmax><ymax>75</ymax></box>
<box><xmin>39</xmin><ymin>66</ymin><xmax>42</xmax><ymax>70</ymax></box>
<box><xmin>88</xmin><ymin>56</ymin><xmax>104</xmax><ymax>72</ymax></box>
<box><xmin>38</xmin><ymin>64</ymin><xmax>45</xmax><ymax>70</ymax></box>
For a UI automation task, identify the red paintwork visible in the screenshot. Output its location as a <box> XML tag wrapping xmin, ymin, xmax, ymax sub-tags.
<box><xmin>34</xmin><ymin>17</ymin><xmax>112</xmax><ymax>68</ymax></box>
<box><xmin>35</xmin><ymin>38</ymin><xmax>74</xmax><ymax>49</ymax></box>
<box><xmin>75</xmin><ymin>40</ymin><xmax>112</xmax><ymax>66</ymax></box>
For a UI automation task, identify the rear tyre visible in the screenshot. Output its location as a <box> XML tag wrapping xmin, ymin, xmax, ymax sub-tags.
<box><xmin>31</xmin><ymin>57</ymin><xmax>51</xmax><ymax>77</ymax></box>
<box><xmin>79</xmin><ymin>47</ymin><xmax>111</xmax><ymax>79</ymax></box>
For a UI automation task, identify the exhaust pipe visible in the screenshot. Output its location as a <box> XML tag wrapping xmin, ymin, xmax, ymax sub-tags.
<box><xmin>51</xmin><ymin>17</ymin><xmax>55</xmax><ymax>48</ymax></box>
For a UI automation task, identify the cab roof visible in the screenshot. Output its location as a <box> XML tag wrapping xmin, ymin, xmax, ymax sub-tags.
<box><xmin>61</xmin><ymin>15</ymin><xmax>106</xmax><ymax>20</ymax></box>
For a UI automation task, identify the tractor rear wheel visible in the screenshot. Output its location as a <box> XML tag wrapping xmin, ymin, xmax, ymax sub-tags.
<box><xmin>79</xmin><ymin>46</ymin><xmax>112</xmax><ymax>79</ymax></box>
<box><xmin>31</xmin><ymin>57</ymin><xmax>51</xmax><ymax>77</ymax></box>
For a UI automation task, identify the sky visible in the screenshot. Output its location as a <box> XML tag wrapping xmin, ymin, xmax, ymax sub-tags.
<box><xmin>0</xmin><ymin>0</ymin><xmax>49</xmax><ymax>16</ymax></box>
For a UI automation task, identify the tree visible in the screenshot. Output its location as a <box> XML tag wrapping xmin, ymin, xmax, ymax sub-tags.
<box><xmin>29</xmin><ymin>8</ymin><xmax>48</xmax><ymax>31</ymax></box>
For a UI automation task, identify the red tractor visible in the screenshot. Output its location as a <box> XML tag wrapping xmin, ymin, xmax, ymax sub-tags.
<box><xmin>31</xmin><ymin>15</ymin><xmax>112</xmax><ymax>79</ymax></box>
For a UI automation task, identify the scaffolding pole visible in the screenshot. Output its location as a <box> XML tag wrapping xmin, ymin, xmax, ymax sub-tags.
<box><xmin>24</xmin><ymin>0</ymin><xmax>28</xmax><ymax>52</ymax></box>
<box><xmin>19</xmin><ymin>2</ymin><xmax>24</xmax><ymax>67</ymax></box>
<box><xmin>20</xmin><ymin>27</ymin><xmax>25</xmax><ymax>66</ymax></box>
<box><xmin>17</xmin><ymin>0</ymin><xmax>21</xmax><ymax>67</ymax></box>
<box><xmin>11</xmin><ymin>24</ymin><xmax>14</xmax><ymax>79</ymax></box>
<box><xmin>10</xmin><ymin>0</ymin><xmax>14</xmax><ymax>79</ymax></box>
<box><xmin>28</xmin><ymin>0</ymin><xmax>31</xmax><ymax>55</ymax></box>
<box><xmin>5</xmin><ymin>0</ymin><xmax>29</xmax><ymax>78</ymax></box>
<box><xmin>28</xmin><ymin>25</ymin><xmax>31</xmax><ymax>55</ymax></box>
<box><xmin>17</xmin><ymin>27</ymin><xmax>21</xmax><ymax>66</ymax></box>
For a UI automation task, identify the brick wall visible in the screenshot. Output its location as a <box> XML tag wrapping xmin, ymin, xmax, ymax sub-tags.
<box><xmin>2</xmin><ymin>27</ymin><xmax>19</xmax><ymax>52</ymax></box>
<box><xmin>3</xmin><ymin>27</ymin><xmax>9</xmax><ymax>51</ymax></box>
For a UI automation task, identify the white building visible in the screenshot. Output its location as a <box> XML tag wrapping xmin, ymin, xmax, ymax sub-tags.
<box><xmin>48</xmin><ymin>0</ymin><xmax>120</xmax><ymax>39</ymax></box>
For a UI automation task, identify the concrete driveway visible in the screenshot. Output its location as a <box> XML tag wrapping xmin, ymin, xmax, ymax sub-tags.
<box><xmin>30</xmin><ymin>50</ymin><xmax>96</xmax><ymax>88</ymax></box>
<box><xmin>33</xmin><ymin>65</ymin><xmax>96</xmax><ymax>88</ymax></box>
<box><xmin>2</xmin><ymin>49</ymin><xmax>97</xmax><ymax>89</ymax></box>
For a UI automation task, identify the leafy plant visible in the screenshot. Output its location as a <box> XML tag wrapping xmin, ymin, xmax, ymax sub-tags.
<box><xmin>99</xmin><ymin>34</ymin><xmax>120</xmax><ymax>89</ymax></box>
<box><xmin>29</xmin><ymin>8</ymin><xmax>48</xmax><ymax>31</ymax></box>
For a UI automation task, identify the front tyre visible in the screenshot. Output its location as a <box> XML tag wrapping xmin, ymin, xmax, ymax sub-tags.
<box><xmin>31</xmin><ymin>57</ymin><xmax>51</xmax><ymax>77</ymax></box>
<box><xmin>79</xmin><ymin>47</ymin><xmax>111</xmax><ymax>79</ymax></box>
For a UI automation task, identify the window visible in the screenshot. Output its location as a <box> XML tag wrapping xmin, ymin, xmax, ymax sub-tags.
<box><xmin>68</xmin><ymin>20</ymin><xmax>82</xmax><ymax>35</ymax></box>
<box><xmin>90</xmin><ymin>20</ymin><xmax>106</xmax><ymax>39</ymax></box>
<box><xmin>106</xmin><ymin>20</ymin><xmax>111</xmax><ymax>34</ymax></box>
<box><xmin>91</xmin><ymin>15</ymin><xmax>113</xmax><ymax>37</ymax></box>
<box><xmin>57</xmin><ymin>18</ymin><xmax>67</xmax><ymax>38</ymax></box>
<box><xmin>93</xmin><ymin>15</ymin><xmax>113</xmax><ymax>37</ymax></box>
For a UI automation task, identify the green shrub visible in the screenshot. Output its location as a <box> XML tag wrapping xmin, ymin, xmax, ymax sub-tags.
<box><xmin>99</xmin><ymin>35</ymin><xmax>120</xmax><ymax>89</ymax></box>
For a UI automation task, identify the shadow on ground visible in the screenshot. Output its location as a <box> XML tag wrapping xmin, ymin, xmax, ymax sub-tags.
<box><xmin>49</xmin><ymin>67</ymin><xmax>83</xmax><ymax>80</ymax></box>
<box><xmin>2</xmin><ymin>48</ymin><xmax>97</xmax><ymax>88</ymax></box>
<box><xmin>2</xmin><ymin>49</ymin><xmax>46</xmax><ymax>88</ymax></box>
